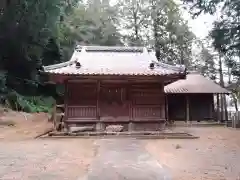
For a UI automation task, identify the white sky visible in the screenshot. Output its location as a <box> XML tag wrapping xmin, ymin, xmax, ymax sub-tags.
<box><xmin>181</xmin><ymin>12</ymin><xmax>216</xmax><ymax>39</ymax></box>
<box><xmin>110</xmin><ymin>0</ymin><xmax>216</xmax><ymax>40</ymax></box>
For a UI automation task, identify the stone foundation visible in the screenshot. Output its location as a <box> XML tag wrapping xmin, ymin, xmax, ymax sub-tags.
<box><xmin>132</xmin><ymin>122</ymin><xmax>165</xmax><ymax>131</ymax></box>
<box><xmin>65</xmin><ymin>121</ymin><xmax>166</xmax><ymax>132</ymax></box>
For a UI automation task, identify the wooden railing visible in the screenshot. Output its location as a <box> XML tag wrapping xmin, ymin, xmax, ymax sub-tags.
<box><xmin>132</xmin><ymin>105</ymin><xmax>165</xmax><ymax>121</ymax></box>
<box><xmin>67</xmin><ymin>106</ymin><xmax>97</xmax><ymax>120</ymax></box>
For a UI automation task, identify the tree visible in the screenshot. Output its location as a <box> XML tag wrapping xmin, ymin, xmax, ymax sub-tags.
<box><xmin>193</xmin><ymin>41</ymin><xmax>217</xmax><ymax>79</ymax></box>
<box><xmin>0</xmin><ymin>0</ymin><xmax>65</xmax><ymax>78</ymax></box>
<box><xmin>42</xmin><ymin>38</ymin><xmax>62</xmax><ymax>66</ymax></box>
<box><xmin>150</xmin><ymin>0</ymin><xmax>195</xmax><ymax>66</ymax></box>
<box><xmin>183</xmin><ymin>0</ymin><xmax>240</xmax><ymax>112</ymax></box>
<box><xmin>85</xmin><ymin>0</ymin><xmax>122</xmax><ymax>45</ymax></box>
<box><xmin>117</xmin><ymin>0</ymin><xmax>149</xmax><ymax>46</ymax></box>
<box><xmin>0</xmin><ymin>0</ymin><xmax>71</xmax><ymax>111</ymax></box>
<box><xmin>183</xmin><ymin>0</ymin><xmax>240</xmax><ymax>74</ymax></box>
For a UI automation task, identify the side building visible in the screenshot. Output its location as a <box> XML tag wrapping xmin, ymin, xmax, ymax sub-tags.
<box><xmin>164</xmin><ymin>72</ymin><xmax>229</xmax><ymax>122</ymax></box>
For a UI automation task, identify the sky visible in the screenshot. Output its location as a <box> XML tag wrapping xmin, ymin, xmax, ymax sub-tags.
<box><xmin>181</xmin><ymin>12</ymin><xmax>216</xmax><ymax>39</ymax></box>
<box><xmin>110</xmin><ymin>0</ymin><xmax>217</xmax><ymax>40</ymax></box>
<box><xmin>173</xmin><ymin>0</ymin><xmax>219</xmax><ymax>40</ymax></box>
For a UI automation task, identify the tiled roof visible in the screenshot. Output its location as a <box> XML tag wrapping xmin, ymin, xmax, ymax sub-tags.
<box><xmin>43</xmin><ymin>46</ymin><xmax>186</xmax><ymax>76</ymax></box>
<box><xmin>164</xmin><ymin>72</ymin><xmax>230</xmax><ymax>94</ymax></box>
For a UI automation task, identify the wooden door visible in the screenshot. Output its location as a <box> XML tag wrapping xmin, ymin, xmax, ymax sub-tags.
<box><xmin>100</xmin><ymin>84</ymin><xmax>130</xmax><ymax>121</ymax></box>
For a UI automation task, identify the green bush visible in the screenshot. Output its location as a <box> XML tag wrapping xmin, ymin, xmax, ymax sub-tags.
<box><xmin>5</xmin><ymin>91</ymin><xmax>55</xmax><ymax>113</ymax></box>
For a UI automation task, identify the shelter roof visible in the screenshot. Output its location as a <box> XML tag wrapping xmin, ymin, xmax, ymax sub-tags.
<box><xmin>164</xmin><ymin>71</ymin><xmax>230</xmax><ymax>94</ymax></box>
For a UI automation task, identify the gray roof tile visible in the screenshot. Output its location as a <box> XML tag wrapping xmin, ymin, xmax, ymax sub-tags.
<box><xmin>164</xmin><ymin>72</ymin><xmax>229</xmax><ymax>94</ymax></box>
<box><xmin>43</xmin><ymin>46</ymin><xmax>186</xmax><ymax>76</ymax></box>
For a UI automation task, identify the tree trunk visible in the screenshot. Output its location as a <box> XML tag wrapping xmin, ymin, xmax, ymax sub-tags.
<box><xmin>232</xmin><ymin>93</ymin><xmax>239</xmax><ymax>112</ymax></box>
<box><xmin>133</xmin><ymin>11</ymin><xmax>140</xmax><ymax>44</ymax></box>
<box><xmin>218</xmin><ymin>54</ymin><xmax>226</xmax><ymax>121</ymax></box>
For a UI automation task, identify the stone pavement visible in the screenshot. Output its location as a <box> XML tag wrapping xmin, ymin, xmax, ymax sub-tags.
<box><xmin>82</xmin><ymin>139</ymin><xmax>171</xmax><ymax>180</ymax></box>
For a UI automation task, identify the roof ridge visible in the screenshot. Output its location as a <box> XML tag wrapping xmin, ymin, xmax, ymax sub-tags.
<box><xmin>154</xmin><ymin>61</ymin><xmax>186</xmax><ymax>72</ymax></box>
<box><xmin>165</xmin><ymin>73</ymin><xmax>230</xmax><ymax>94</ymax></box>
<box><xmin>75</xmin><ymin>45</ymin><xmax>152</xmax><ymax>53</ymax></box>
<box><xmin>43</xmin><ymin>60</ymin><xmax>75</xmax><ymax>71</ymax></box>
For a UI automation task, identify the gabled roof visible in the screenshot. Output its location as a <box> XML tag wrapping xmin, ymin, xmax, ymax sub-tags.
<box><xmin>164</xmin><ymin>72</ymin><xmax>230</xmax><ymax>94</ymax></box>
<box><xmin>43</xmin><ymin>46</ymin><xmax>186</xmax><ymax>76</ymax></box>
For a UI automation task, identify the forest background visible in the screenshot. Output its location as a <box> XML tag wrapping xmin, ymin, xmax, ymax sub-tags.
<box><xmin>0</xmin><ymin>0</ymin><xmax>239</xmax><ymax>112</ymax></box>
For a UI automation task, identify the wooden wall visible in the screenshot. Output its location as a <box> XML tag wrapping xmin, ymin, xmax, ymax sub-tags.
<box><xmin>167</xmin><ymin>93</ymin><xmax>214</xmax><ymax>121</ymax></box>
<box><xmin>131</xmin><ymin>83</ymin><xmax>165</xmax><ymax>121</ymax></box>
<box><xmin>168</xmin><ymin>94</ymin><xmax>186</xmax><ymax>121</ymax></box>
<box><xmin>65</xmin><ymin>81</ymin><xmax>165</xmax><ymax>122</ymax></box>
<box><xmin>67</xmin><ymin>82</ymin><xmax>98</xmax><ymax>121</ymax></box>
<box><xmin>189</xmin><ymin>94</ymin><xmax>214</xmax><ymax>121</ymax></box>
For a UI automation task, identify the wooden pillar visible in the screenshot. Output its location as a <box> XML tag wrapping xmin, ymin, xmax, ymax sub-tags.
<box><xmin>128</xmin><ymin>83</ymin><xmax>134</xmax><ymax>131</ymax></box>
<box><xmin>52</xmin><ymin>102</ymin><xmax>57</xmax><ymax>130</ymax></box>
<box><xmin>96</xmin><ymin>80</ymin><xmax>100</xmax><ymax>120</ymax></box>
<box><xmin>224</xmin><ymin>94</ymin><xmax>228</xmax><ymax>122</ymax></box>
<box><xmin>209</xmin><ymin>94</ymin><xmax>214</xmax><ymax>120</ymax></box>
<box><xmin>220</xmin><ymin>94</ymin><xmax>225</xmax><ymax>122</ymax></box>
<box><xmin>165</xmin><ymin>94</ymin><xmax>169</xmax><ymax>123</ymax></box>
<box><xmin>216</xmin><ymin>94</ymin><xmax>221</xmax><ymax>122</ymax></box>
<box><xmin>186</xmin><ymin>95</ymin><xmax>190</xmax><ymax>123</ymax></box>
<box><xmin>129</xmin><ymin>83</ymin><xmax>133</xmax><ymax>121</ymax></box>
<box><xmin>63</xmin><ymin>81</ymin><xmax>68</xmax><ymax>131</ymax></box>
<box><xmin>96</xmin><ymin>80</ymin><xmax>105</xmax><ymax>131</ymax></box>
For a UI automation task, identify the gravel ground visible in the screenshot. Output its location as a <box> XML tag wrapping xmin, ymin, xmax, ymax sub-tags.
<box><xmin>0</xmin><ymin>139</ymin><xmax>96</xmax><ymax>180</ymax></box>
<box><xmin>145</xmin><ymin>127</ymin><xmax>240</xmax><ymax>180</ymax></box>
<box><xmin>85</xmin><ymin>139</ymin><xmax>170</xmax><ymax>180</ymax></box>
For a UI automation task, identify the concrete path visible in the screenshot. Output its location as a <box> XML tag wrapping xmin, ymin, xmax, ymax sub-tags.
<box><xmin>82</xmin><ymin>139</ymin><xmax>171</xmax><ymax>180</ymax></box>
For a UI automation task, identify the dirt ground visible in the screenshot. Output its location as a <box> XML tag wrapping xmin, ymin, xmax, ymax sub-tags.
<box><xmin>145</xmin><ymin>126</ymin><xmax>240</xmax><ymax>180</ymax></box>
<box><xmin>2</xmin><ymin>109</ymin><xmax>240</xmax><ymax>180</ymax></box>
<box><xmin>0</xmin><ymin>109</ymin><xmax>96</xmax><ymax>180</ymax></box>
<box><xmin>0</xmin><ymin>139</ymin><xmax>96</xmax><ymax>180</ymax></box>
<box><xmin>0</xmin><ymin>109</ymin><xmax>52</xmax><ymax>141</ymax></box>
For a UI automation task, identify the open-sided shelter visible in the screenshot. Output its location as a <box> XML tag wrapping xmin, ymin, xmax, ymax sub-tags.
<box><xmin>42</xmin><ymin>46</ymin><xmax>186</xmax><ymax>131</ymax></box>
<box><xmin>164</xmin><ymin>72</ymin><xmax>229</xmax><ymax>122</ymax></box>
